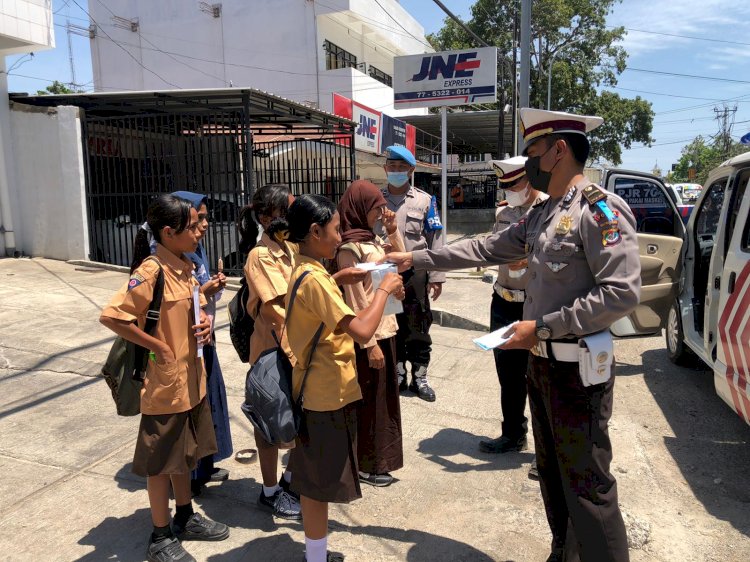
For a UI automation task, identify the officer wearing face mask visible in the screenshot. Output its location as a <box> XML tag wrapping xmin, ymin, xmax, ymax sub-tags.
<box><xmin>480</xmin><ymin>157</ymin><xmax>548</xmax><ymax>467</ymax></box>
<box><xmin>377</xmin><ymin>145</ymin><xmax>445</xmax><ymax>402</ymax></box>
<box><xmin>383</xmin><ymin>109</ymin><xmax>640</xmax><ymax>562</ymax></box>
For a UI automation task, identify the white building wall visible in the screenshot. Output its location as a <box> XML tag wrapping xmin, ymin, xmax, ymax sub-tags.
<box><xmin>8</xmin><ymin>104</ymin><xmax>89</xmax><ymax>261</ymax></box>
<box><xmin>0</xmin><ymin>0</ymin><xmax>55</xmax><ymax>53</ymax></box>
<box><xmin>90</xmin><ymin>0</ymin><xmax>428</xmax><ymax>114</ymax></box>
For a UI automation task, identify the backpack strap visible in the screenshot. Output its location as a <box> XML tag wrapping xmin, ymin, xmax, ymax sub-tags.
<box><xmin>132</xmin><ymin>257</ymin><xmax>165</xmax><ymax>382</ymax></box>
<box><xmin>284</xmin><ymin>269</ymin><xmax>326</xmax><ymax>408</ymax></box>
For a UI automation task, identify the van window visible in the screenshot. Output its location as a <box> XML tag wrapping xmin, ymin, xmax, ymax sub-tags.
<box><xmin>613</xmin><ymin>178</ymin><xmax>675</xmax><ymax>235</ymax></box>
<box><xmin>695</xmin><ymin>180</ymin><xmax>726</xmax><ymax>243</ymax></box>
<box><xmin>725</xmin><ymin>169</ymin><xmax>749</xmax><ymax>258</ymax></box>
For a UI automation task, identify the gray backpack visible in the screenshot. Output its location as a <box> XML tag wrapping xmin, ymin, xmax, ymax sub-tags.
<box><xmin>241</xmin><ymin>270</ymin><xmax>324</xmax><ymax>445</ymax></box>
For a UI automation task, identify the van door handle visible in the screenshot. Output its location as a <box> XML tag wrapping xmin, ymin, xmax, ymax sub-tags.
<box><xmin>728</xmin><ymin>272</ymin><xmax>736</xmax><ymax>294</ymax></box>
<box><xmin>646</xmin><ymin>244</ymin><xmax>658</xmax><ymax>254</ymax></box>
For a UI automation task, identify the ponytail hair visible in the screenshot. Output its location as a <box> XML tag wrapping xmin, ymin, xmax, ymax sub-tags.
<box><xmin>130</xmin><ymin>194</ymin><xmax>192</xmax><ymax>273</ymax></box>
<box><xmin>287</xmin><ymin>194</ymin><xmax>337</xmax><ymax>243</ymax></box>
<box><xmin>238</xmin><ymin>184</ymin><xmax>292</xmax><ymax>254</ymax></box>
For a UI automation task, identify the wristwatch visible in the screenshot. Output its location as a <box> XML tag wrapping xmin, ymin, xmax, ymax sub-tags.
<box><xmin>535</xmin><ymin>320</ymin><xmax>552</xmax><ymax>341</ymax></box>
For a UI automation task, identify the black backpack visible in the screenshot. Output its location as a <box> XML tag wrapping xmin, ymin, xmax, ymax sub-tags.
<box><xmin>227</xmin><ymin>276</ymin><xmax>255</xmax><ymax>363</ymax></box>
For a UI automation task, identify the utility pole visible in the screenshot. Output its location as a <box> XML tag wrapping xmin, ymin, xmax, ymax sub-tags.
<box><xmin>518</xmin><ymin>0</ymin><xmax>531</xmax><ymax>154</ymax></box>
<box><xmin>713</xmin><ymin>104</ymin><xmax>738</xmax><ymax>159</ymax></box>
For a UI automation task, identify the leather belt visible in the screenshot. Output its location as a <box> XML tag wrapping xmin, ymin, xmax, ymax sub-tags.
<box><xmin>531</xmin><ymin>340</ymin><xmax>579</xmax><ymax>362</ymax></box>
<box><xmin>494</xmin><ymin>285</ymin><xmax>525</xmax><ymax>303</ymax></box>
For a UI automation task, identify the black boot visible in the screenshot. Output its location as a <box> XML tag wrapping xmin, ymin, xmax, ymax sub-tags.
<box><xmin>479</xmin><ymin>434</ymin><xmax>528</xmax><ymax>453</ymax></box>
<box><xmin>409</xmin><ymin>364</ymin><xmax>436</xmax><ymax>402</ymax></box>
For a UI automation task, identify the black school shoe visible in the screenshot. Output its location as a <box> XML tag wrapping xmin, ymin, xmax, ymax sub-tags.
<box><xmin>358</xmin><ymin>471</ymin><xmax>394</xmax><ymax>487</ymax></box>
<box><xmin>172</xmin><ymin>513</ymin><xmax>230</xmax><ymax>541</ymax></box>
<box><xmin>279</xmin><ymin>475</ymin><xmax>300</xmax><ymax>500</ymax></box>
<box><xmin>258</xmin><ymin>488</ymin><xmax>302</xmax><ymax>520</ymax></box>
<box><xmin>479</xmin><ymin>435</ymin><xmax>528</xmax><ymax>454</ymax></box>
<box><xmin>147</xmin><ymin>537</ymin><xmax>196</xmax><ymax>562</ymax></box>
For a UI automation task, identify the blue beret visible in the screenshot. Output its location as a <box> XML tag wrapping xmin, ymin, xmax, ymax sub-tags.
<box><xmin>385</xmin><ymin>145</ymin><xmax>416</xmax><ymax>166</ymax></box>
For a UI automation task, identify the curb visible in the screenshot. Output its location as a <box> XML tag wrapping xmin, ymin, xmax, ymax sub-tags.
<box><xmin>431</xmin><ymin>308</ymin><xmax>489</xmax><ymax>332</ymax></box>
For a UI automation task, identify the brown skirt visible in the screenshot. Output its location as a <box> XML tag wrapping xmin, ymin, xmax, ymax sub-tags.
<box><xmin>288</xmin><ymin>401</ymin><xmax>361</xmax><ymax>504</ymax></box>
<box><xmin>132</xmin><ymin>398</ymin><xmax>218</xmax><ymax>477</ymax></box>
<box><xmin>355</xmin><ymin>336</ymin><xmax>403</xmax><ymax>474</ymax></box>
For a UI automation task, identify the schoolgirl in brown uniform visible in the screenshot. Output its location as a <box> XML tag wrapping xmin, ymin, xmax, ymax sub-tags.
<box><xmin>238</xmin><ymin>184</ymin><xmax>369</xmax><ymax>521</ymax></box>
<box><xmin>284</xmin><ymin>194</ymin><xmax>404</xmax><ymax>562</ymax></box>
<box><xmin>336</xmin><ymin>180</ymin><xmax>405</xmax><ymax>487</ymax></box>
<box><xmin>100</xmin><ymin>194</ymin><xmax>230</xmax><ymax>562</ymax></box>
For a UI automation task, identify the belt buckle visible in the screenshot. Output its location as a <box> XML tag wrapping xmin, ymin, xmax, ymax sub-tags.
<box><xmin>501</xmin><ymin>288</ymin><xmax>513</xmax><ymax>302</ymax></box>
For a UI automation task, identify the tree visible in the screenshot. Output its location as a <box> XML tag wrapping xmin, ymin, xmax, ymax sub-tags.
<box><xmin>427</xmin><ymin>0</ymin><xmax>654</xmax><ymax>165</ymax></box>
<box><xmin>36</xmin><ymin>81</ymin><xmax>75</xmax><ymax>95</ymax></box>
<box><xmin>671</xmin><ymin>136</ymin><xmax>749</xmax><ymax>185</ymax></box>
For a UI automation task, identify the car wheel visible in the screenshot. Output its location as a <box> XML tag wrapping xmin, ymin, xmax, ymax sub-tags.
<box><xmin>665</xmin><ymin>300</ymin><xmax>696</xmax><ymax>366</ymax></box>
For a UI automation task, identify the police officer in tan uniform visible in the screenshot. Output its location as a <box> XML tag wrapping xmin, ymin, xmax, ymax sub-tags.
<box><xmin>480</xmin><ymin>157</ymin><xmax>548</xmax><ymax>461</ymax></box>
<box><xmin>385</xmin><ymin>109</ymin><xmax>640</xmax><ymax>562</ymax></box>
<box><xmin>377</xmin><ymin>145</ymin><xmax>445</xmax><ymax>402</ymax></box>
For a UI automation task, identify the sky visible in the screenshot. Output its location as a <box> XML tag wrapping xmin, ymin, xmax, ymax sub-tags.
<box><xmin>6</xmin><ymin>0</ymin><xmax>750</xmax><ymax>173</ymax></box>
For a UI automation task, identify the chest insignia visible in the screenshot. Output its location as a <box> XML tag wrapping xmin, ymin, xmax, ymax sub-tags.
<box><xmin>555</xmin><ymin>216</ymin><xmax>573</xmax><ymax>235</ymax></box>
<box><xmin>602</xmin><ymin>228</ymin><xmax>621</xmax><ymax>246</ymax></box>
<box><xmin>562</xmin><ymin>186</ymin><xmax>578</xmax><ymax>207</ymax></box>
<box><xmin>545</xmin><ymin>262</ymin><xmax>569</xmax><ymax>273</ymax></box>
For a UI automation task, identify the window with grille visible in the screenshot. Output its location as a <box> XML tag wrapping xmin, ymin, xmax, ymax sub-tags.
<box><xmin>324</xmin><ymin>40</ymin><xmax>357</xmax><ymax>70</ymax></box>
<box><xmin>368</xmin><ymin>65</ymin><xmax>392</xmax><ymax>87</ymax></box>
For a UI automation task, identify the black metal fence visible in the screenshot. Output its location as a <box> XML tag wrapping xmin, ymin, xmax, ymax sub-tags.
<box><xmin>252</xmin><ymin>137</ymin><xmax>354</xmax><ymax>203</ymax></box>
<box><xmin>82</xmin><ymin>116</ymin><xmax>355</xmax><ymax>275</ymax></box>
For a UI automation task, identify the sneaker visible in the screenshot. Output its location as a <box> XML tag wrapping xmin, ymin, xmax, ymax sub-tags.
<box><xmin>147</xmin><ymin>537</ymin><xmax>196</xmax><ymax>562</ymax></box>
<box><xmin>409</xmin><ymin>366</ymin><xmax>436</xmax><ymax>402</ymax></box>
<box><xmin>209</xmin><ymin>467</ymin><xmax>229</xmax><ymax>482</ymax></box>
<box><xmin>528</xmin><ymin>458</ymin><xmax>539</xmax><ymax>480</ymax></box>
<box><xmin>258</xmin><ymin>488</ymin><xmax>302</xmax><ymax>520</ymax></box>
<box><xmin>396</xmin><ymin>362</ymin><xmax>408</xmax><ymax>392</ymax></box>
<box><xmin>303</xmin><ymin>551</ymin><xmax>345</xmax><ymax>561</ymax></box>
<box><xmin>173</xmin><ymin>513</ymin><xmax>230</xmax><ymax>541</ymax></box>
<box><xmin>479</xmin><ymin>435</ymin><xmax>528</xmax><ymax>454</ymax></box>
<box><xmin>279</xmin><ymin>475</ymin><xmax>300</xmax><ymax>501</ymax></box>
<box><xmin>358</xmin><ymin>471</ymin><xmax>394</xmax><ymax>487</ymax></box>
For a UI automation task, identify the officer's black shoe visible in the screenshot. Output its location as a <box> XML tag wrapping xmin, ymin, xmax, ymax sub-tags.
<box><xmin>479</xmin><ymin>435</ymin><xmax>528</xmax><ymax>454</ymax></box>
<box><xmin>410</xmin><ymin>366</ymin><xmax>436</xmax><ymax>402</ymax></box>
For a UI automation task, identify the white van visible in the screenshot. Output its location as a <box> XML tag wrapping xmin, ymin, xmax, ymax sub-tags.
<box><xmin>601</xmin><ymin>155</ymin><xmax>750</xmax><ymax>425</ymax></box>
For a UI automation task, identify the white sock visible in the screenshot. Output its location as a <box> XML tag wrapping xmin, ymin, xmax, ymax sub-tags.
<box><xmin>283</xmin><ymin>470</ymin><xmax>292</xmax><ymax>484</ymax></box>
<box><xmin>305</xmin><ymin>536</ymin><xmax>327</xmax><ymax>562</ymax></box>
<box><xmin>263</xmin><ymin>484</ymin><xmax>281</xmax><ymax>497</ymax></box>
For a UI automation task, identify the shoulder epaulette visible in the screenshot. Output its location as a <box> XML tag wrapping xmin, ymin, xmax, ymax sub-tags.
<box><xmin>531</xmin><ymin>199</ymin><xmax>547</xmax><ymax>209</ymax></box>
<box><xmin>581</xmin><ymin>184</ymin><xmax>607</xmax><ymax>205</ymax></box>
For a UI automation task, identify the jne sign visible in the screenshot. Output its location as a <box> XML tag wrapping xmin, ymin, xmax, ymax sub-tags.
<box><xmin>353</xmin><ymin>101</ymin><xmax>381</xmax><ymax>154</ymax></box>
<box><xmin>393</xmin><ymin>46</ymin><xmax>497</xmax><ymax>110</ymax></box>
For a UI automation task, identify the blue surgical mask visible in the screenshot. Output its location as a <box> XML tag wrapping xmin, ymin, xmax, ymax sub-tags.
<box><xmin>387</xmin><ymin>171</ymin><xmax>410</xmax><ymax>187</ymax></box>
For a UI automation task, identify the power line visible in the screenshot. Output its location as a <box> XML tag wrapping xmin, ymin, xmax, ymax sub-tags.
<box><xmin>70</xmin><ymin>0</ymin><xmax>181</xmax><ymax>89</ymax></box>
<box><xmin>609</xmin><ymin>65</ymin><xmax>750</xmax><ymax>85</ymax></box>
<box><xmin>373</xmin><ymin>0</ymin><xmax>433</xmax><ymax>49</ymax></box>
<box><xmin>616</xmin><ymin>26</ymin><xmax>750</xmax><ymax>48</ymax></box>
<box><xmin>609</xmin><ymin>86</ymin><xmax>734</xmax><ymax>102</ymax></box>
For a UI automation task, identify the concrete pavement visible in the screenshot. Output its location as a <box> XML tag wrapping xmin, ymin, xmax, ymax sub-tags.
<box><xmin>0</xmin><ymin>257</ymin><xmax>749</xmax><ymax>562</ymax></box>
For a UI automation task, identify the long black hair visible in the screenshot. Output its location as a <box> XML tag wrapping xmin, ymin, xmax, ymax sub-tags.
<box><xmin>287</xmin><ymin>194</ymin><xmax>337</xmax><ymax>243</ymax></box>
<box><xmin>238</xmin><ymin>184</ymin><xmax>292</xmax><ymax>254</ymax></box>
<box><xmin>130</xmin><ymin>194</ymin><xmax>193</xmax><ymax>273</ymax></box>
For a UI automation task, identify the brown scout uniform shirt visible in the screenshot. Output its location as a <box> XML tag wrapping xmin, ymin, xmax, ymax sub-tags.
<box><xmin>378</xmin><ymin>185</ymin><xmax>446</xmax><ymax>283</ymax></box>
<box><xmin>244</xmin><ymin>233</ymin><xmax>296</xmax><ymax>366</ymax></box>
<box><xmin>336</xmin><ymin>230</ymin><xmax>405</xmax><ymax>348</ymax></box>
<box><xmin>413</xmin><ymin>180</ymin><xmax>642</xmax><ymax>339</ymax></box>
<box><xmin>285</xmin><ymin>256</ymin><xmax>362</xmax><ymax>412</ymax></box>
<box><xmin>493</xmin><ymin>193</ymin><xmax>549</xmax><ymax>292</ymax></box>
<box><xmin>101</xmin><ymin>244</ymin><xmax>207</xmax><ymax>415</ymax></box>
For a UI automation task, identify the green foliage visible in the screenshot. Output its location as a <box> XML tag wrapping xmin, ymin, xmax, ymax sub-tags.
<box><xmin>36</xmin><ymin>81</ymin><xmax>75</xmax><ymax>95</ymax></box>
<box><xmin>671</xmin><ymin>136</ymin><xmax>750</xmax><ymax>185</ymax></box>
<box><xmin>426</xmin><ymin>0</ymin><xmax>654</xmax><ymax>165</ymax></box>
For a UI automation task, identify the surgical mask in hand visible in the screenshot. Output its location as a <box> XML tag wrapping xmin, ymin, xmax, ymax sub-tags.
<box><xmin>387</xmin><ymin>171</ymin><xmax>410</xmax><ymax>187</ymax></box>
<box><xmin>505</xmin><ymin>186</ymin><xmax>530</xmax><ymax>207</ymax></box>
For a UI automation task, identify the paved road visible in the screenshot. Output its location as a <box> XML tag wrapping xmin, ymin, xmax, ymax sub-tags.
<box><xmin>0</xmin><ymin>258</ymin><xmax>748</xmax><ymax>561</ymax></box>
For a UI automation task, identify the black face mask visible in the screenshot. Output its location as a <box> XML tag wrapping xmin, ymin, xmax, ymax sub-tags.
<box><xmin>524</xmin><ymin>144</ymin><xmax>560</xmax><ymax>193</ymax></box>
